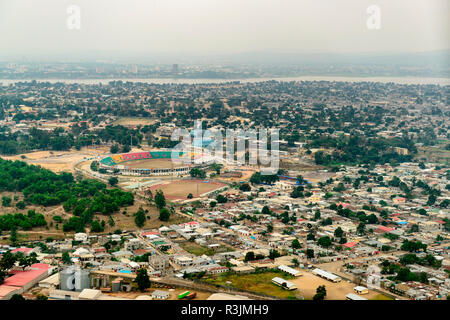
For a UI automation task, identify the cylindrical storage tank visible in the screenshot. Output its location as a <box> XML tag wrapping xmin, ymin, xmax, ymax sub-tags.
<box><xmin>112</xmin><ymin>280</ymin><xmax>121</xmax><ymax>292</ymax></box>
<box><xmin>60</xmin><ymin>267</ymin><xmax>76</xmax><ymax>291</ymax></box>
<box><xmin>74</xmin><ymin>269</ymin><xmax>90</xmax><ymax>291</ymax></box>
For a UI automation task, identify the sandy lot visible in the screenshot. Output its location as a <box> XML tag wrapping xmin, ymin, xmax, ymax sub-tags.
<box><xmin>1</xmin><ymin>146</ymin><xmax>110</xmax><ymax>173</ymax></box>
<box><xmin>148</xmin><ymin>179</ymin><xmax>226</xmax><ymax>200</ymax></box>
<box><xmin>113</xmin><ymin>117</ymin><xmax>158</xmax><ymax>127</ymax></box>
<box><xmin>291</xmin><ymin>271</ymin><xmax>385</xmax><ymax>300</ymax></box>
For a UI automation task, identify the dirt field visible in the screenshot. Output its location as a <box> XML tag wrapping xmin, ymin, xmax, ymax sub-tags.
<box><xmin>126</xmin><ymin>158</ymin><xmax>186</xmax><ymax>169</ymax></box>
<box><xmin>113</xmin><ymin>117</ymin><xmax>158</xmax><ymax>127</ymax></box>
<box><xmin>290</xmin><ymin>271</ymin><xmax>390</xmax><ymax>300</ymax></box>
<box><xmin>1</xmin><ymin>146</ymin><xmax>110</xmax><ymax>173</ymax></box>
<box><xmin>148</xmin><ymin>179</ymin><xmax>227</xmax><ymax>200</ymax></box>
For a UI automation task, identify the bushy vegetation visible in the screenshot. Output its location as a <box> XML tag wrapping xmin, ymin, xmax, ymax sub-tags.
<box><xmin>0</xmin><ymin>159</ymin><xmax>134</xmax><ymax>233</ymax></box>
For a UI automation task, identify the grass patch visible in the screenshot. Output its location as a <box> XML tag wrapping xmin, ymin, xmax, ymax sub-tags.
<box><xmin>180</xmin><ymin>241</ymin><xmax>233</xmax><ymax>256</ymax></box>
<box><xmin>372</xmin><ymin>294</ymin><xmax>394</xmax><ymax>300</ymax></box>
<box><xmin>203</xmin><ymin>270</ymin><xmax>299</xmax><ymax>299</ymax></box>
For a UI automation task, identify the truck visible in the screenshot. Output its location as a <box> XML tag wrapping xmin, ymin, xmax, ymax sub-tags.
<box><xmin>178</xmin><ymin>291</ymin><xmax>190</xmax><ymax>299</ymax></box>
<box><xmin>185</xmin><ymin>292</ymin><xmax>196</xmax><ymax>300</ymax></box>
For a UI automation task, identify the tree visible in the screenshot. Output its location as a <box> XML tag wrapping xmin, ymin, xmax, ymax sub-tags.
<box><xmin>317</xmin><ymin>236</ymin><xmax>332</xmax><ymax>248</ymax></box>
<box><xmin>292</xmin><ymin>239</ymin><xmax>301</xmax><ymax>250</ymax></box>
<box><xmin>121</xmin><ymin>145</ymin><xmax>131</xmax><ymax>153</ymax></box>
<box><xmin>334</xmin><ymin>227</ymin><xmax>344</xmax><ymax>238</ymax></box>
<box><xmin>159</xmin><ymin>208</ymin><xmax>170</xmax><ymax>222</ymax></box>
<box><xmin>296</xmin><ymin>175</ymin><xmax>305</xmax><ymax>184</ymax></box>
<box><xmin>110</xmin><ymin>144</ymin><xmax>119</xmax><ymax>154</ymax></box>
<box><xmin>306</xmin><ymin>249</ymin><xmax>314</xmax><ymax>259</ymax></box>
<box><xmin>244</xmin><ymin>251</ymin><xmax>255</xmax><ymax>262</ymax></box>
<box><xmin>210</xmin><ymin>163</ymin><xmax>222</xmax><ymax>175</ymax></box>
<box><xmin>261</xmin><ymin>206</ymin><xmax>271</xmax><ymax>215</ymax></box>
<box><xmin>313</xmin><ymin>210</ymin><xmax>321</xmax><ymax>221</ymax></box>
<box><xmin>10</xmin><ymin>294</ymin><xmax>25</xmax><ymax>301</ymax></box>
<box><xmin>427</xmin><ymin>194</ymin><xmax>437</xmax><ymax>206</ymax></box>
<box><xmin>357</xmin><ymin>222</ymin><xmax>366</xmax><ymax>235</ymax></box>
<box><xmin>267</xmin><ymin>224</ymin><xmax>273</xmax><ymax>233</ymax></box>
<box><xmin>216</xmin><ymin>194</ymin><xmax>228</xmax><ymax>204</ymax></box>
<box><xmin>239</xmin><ymin>183</ymin><xmax>251</xmax><ymax>192</ymax></box>
<box><xmin>135</xmin><ymin>268</ymin><xmax>150</xmax><ymax>291</ymax></box>
<box><xmin>91</xmin><ymin>220</ymin><xmax>104</xmax><ymax>232</ymax></box>
<box><xmin>134</xmin><ymin>207</ymin><xmax>146</xmax><ymax>228</ymax></box>
<box><xmin>154</xmin><ymin>190</ymin><xmax>166</xmax><ymax>209</ymax></box>
<box><xmin>62</xmin><ymin>251</ymin><xmax>72</xmax><ymax>265</ymax></box>
<box><xmin>187</xmin><ymin>193</ymin><xmax>193</xmax><ymax>199</ymax></box>
<box><xmin>17</xmin><ymin>252</ymin><xmax>38</xmax><ymax>270</ymax></box>
<box><xmin>108</xmin><ymin>177</ymin><xmax>118</xmax><ymax>186</ymax></box>
<box><xmin>269</xmin><ymin>249</ymin><xmax>281</xmax><ymax>260</ymax></box>
<box><xmin>9</xmin><ymin>226</ymin><xmax>18</xmax><ymax>246</ymax></box>
<box><xmin>190</xmin><ymin>168</ymin><xmax>206</xmax><ymax>179</ymax></box>
<box><xmin>2</xmin><ymin>196</ymin><xmax>11</xmax><ymax>207</ymax></box>
<box><xmin>313</xmin><ymin>285</ymin><xmax>326</xmax><ymax>300</ymax></box>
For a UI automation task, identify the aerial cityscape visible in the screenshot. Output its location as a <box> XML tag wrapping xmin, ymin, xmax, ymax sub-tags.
<box><xmin>0</xmin><ymin>0</ymin><xmax>448</xmax><ymax>315</ymax></box>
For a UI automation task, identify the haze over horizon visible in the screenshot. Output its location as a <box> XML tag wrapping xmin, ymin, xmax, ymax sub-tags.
<box><xmin>0</xmin><ymin>0</ymin><xmax>448</xmax><ymax>63</ymax></box>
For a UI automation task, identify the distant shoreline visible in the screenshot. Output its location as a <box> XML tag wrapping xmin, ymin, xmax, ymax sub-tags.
<box><xmin>0</xmin><ymin>75</ymin><xmax>449</xmax><ymax>85</ymax></box>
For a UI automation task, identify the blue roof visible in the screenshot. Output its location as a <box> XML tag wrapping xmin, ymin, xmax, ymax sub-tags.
<box><xmin>119</xmin><ymin>270</ymin><xmax>132</xmax><ymax>274</ymax></box>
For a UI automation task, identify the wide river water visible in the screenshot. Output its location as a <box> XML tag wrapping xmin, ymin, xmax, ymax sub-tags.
<box><xmin>0</xmin><ymin>75</ymin><xmax>448</xmax><ymax>85</ymax></box>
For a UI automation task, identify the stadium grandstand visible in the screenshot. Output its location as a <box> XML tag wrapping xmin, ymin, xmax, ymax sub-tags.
<box><xmin>99</xmin><ymin>151</ymin><xmax>210</xmax><ymax>176</ymax></box>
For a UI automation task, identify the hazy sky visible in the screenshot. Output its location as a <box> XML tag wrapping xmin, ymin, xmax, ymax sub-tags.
<box><xmin>0</xmin><ymin>0</ymin><xmax>448</xmax><ymax>60</ymax></box>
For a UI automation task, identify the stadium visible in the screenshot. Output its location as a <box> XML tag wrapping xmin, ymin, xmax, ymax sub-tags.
<box><xmin>99</xmin><ymin>151</ymin><xmax>211</xmax><ymax>176</ymax></box>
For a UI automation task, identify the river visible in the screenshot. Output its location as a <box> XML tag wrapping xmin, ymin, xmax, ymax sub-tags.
<box><xmin>0</xmin><ymin>75</ymin><xmax>449</xmax><ymax>85</ymax></box>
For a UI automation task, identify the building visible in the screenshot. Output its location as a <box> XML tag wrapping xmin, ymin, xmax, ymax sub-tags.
<box><xmin>312</xmin><ymin>268</ymin><xmax>342</xmax><ymax>283</ymax></box>
<box><xmin>152</xmin><ymin>290</ymin><xmax>169</xmax><ymax>300</ymax></box>
<box><xmin>346</xmin><ymin>293</ymin><xmax>368</xmax><ymax>300</ymax></box>
<box><xmin>278</xmin><ymin>265</ymin><xmax>301</xmax><ymax>277</ymax></box>
<box><xmin>271</xmin><ymin>277</ymin><xmax>297</xmax><ymax>290</ymax></box>
<box><xmin>354</xmin><ymin>286</ymin><xmax>369</xmax><ymax>294</ymax></box>
<box><xmin>149</xmin><ymin>255</ymin><xmax>170</xmax><ymax>271</ymax></box>
<box><xmin>0</xmin><ymin>263</ymin><xmax>52</xmax><ymax>300</ymax></box>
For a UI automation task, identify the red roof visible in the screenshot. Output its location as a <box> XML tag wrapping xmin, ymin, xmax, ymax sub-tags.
<box><xmin>343</xmin><ymin>242</ymin><xmax>358</xmax><ymax>248</ymax></box>
<box><xmin>11</xmin><ymin>248</ymin><xmax>33</xmax><ymax>254</ymax></box>
<box><xmin>2</xmin><ymin>264</ymin><xmax>50</xmax><ymax>287</ymax></box>
<box><xmin>336</xmin><ymin>202</ymin><xmax>350</xmax><ymax>208</ymax></box>
<box><xmin>0</xmin><ymin>285</ymin><xmax>20</xmax><ymax>299</ymax></box>
<box><xmin>141</xmin><ymin>231</ymin><xmax>159</xmax><ymax>236</ymax></box>
<box><xmin>377</xmin><ymin>226</ymin><xmax>394</xmax><ymax>233</ymax></box>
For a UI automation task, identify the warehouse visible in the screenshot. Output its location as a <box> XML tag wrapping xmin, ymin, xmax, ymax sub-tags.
<box><xmin>312</xmin><ymin>268</ymin><xmax>342</xmax><ymax>283</ymax></box>
<box><xmin>353</xmin><ymin>286</ymin><xmax>369</xmax><ymax>294</ymax></box>
<box><xmin>271</xmin><ymin>277</ymin><xmax>297</xmax><ymax>290</ymax></box>
<box><xmin>346</xmin><ymin>293</ymin><xmax>368</xmax><ymax>300</ymax></box>
<box><xmin>278</xmin><ymin>265</ymin><xmax>301</xmax><ymax>277</ymax></box>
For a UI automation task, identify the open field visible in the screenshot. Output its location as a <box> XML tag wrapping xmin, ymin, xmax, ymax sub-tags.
<box><xmin>417</xmin><ymin>143</ymin><xmax>450</xmax><ymax>165</ymax></box>
<box><xmin>290</xmin><ymin>271</ymin><xmax>391</xmax><ymax>300</ymax></box>
<box><xmin>148</xmin><ymin>179</ymin><xmax>227</xmax><ymax>200</ymax></box>
<box><xmin>179</xmin><ymin>241</ymin><xmax>234</xmax><ymax>256</ymax></box>
<box><xmin>203</xmin><ymin>271</ymin><xmax>298</xmax><ymax>299</ymax></box>
<box><xmin>1</xmin><ymin>146</ymin><xmax>110</xmax><ymax>173</ymax></box>
<box><xmin>113</xmin><ymin>117</ymin><xmax>158</xmax><ymax>127</ymax></box>
<box><xmin>125</xmin><ymin>158</ymin><xmax>186</xmax><ymax>169</ymax></box>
